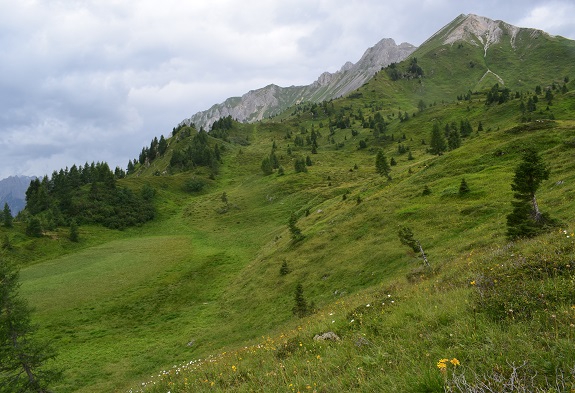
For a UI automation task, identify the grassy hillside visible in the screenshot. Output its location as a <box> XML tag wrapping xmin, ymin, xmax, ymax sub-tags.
<box><xmin>2</xmin><ymin>24</ymin><xmax>575</xmax><ymax>392</ymax></box>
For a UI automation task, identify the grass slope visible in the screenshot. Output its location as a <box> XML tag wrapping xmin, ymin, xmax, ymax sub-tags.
<box><xmin>2</xmin><ymin>34</ymin><xmax>575</xmax><ymax>392</ymax></box>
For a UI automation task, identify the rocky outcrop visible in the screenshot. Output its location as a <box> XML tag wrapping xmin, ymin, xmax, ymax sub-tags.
<box><xmin>313</xmin><ymin>331</ymin><xmax>340</xmax><ymax>342</ymax></box>
<box><xmin>181</xmin><ymin>38</ymin><xmax>416</xmax><ymax>131</ymax></box>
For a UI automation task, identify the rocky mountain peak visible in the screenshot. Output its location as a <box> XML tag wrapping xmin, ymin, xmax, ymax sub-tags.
<box><xmin>431</xmin><ymin>14</ymin><xmax>534</xmax><ymax>54</ymax></box>
<box><xmin>181</xmin><ymin>38</ymin><xmax>416</xmax><ymax>131</ymax></box>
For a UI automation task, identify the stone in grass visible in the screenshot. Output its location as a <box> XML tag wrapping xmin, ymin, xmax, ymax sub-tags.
<box><xmin>313</xmin><ymin>332</ymin><xmax>340</xmax><ymax>342</ymax></box>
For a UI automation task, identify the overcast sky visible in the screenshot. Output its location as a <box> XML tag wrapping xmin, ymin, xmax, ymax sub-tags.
<box><xmin>1</xmin><ymin>0</ymin><xmax>574</xmax><ymax>179</ymax></box>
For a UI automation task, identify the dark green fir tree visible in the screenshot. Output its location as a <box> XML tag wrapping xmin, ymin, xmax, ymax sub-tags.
<box><xmin>506</xmin><ymin>149</ymin><xmax>553</xmax><ymax>239</ymax></box>
<box><xmin>0</xmin><ymin>259</ymin><xmax>61</xmax><ymax>392</ymax></box>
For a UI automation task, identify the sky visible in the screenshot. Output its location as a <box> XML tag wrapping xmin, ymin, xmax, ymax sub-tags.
<box><xmin>1</xmin><ymin>0</ymin><xmax>574</xmax><ymax>180</ymax></box>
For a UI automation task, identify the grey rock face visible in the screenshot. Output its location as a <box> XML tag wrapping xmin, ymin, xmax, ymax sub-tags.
<box><xmin>181</xmin><ymin>38</ymin><xmax>416</xmax><ymax>131</ymax></box>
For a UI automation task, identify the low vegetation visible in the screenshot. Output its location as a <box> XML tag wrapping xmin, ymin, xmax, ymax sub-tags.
<box><xmin>1</xmin><ymin>26</ymin><xmax>575</xmax><ymax>392</ymax></box>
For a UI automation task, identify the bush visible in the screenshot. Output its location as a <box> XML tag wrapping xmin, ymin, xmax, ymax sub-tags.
<box><xmin>183</xmin><ymin>177</ymin><xmax>206</xmax><ymax>193</ymax></box>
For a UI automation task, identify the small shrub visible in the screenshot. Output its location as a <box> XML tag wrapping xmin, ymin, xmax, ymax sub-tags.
<box><xmin>183</xmin><ymin>177</ymin><xmax>206</xmax><ymax>193</ymax></box>
<box><xmin>279</xmin><ymin>261</ymin><xmax>290</xmax><ymax>276</ymax></box>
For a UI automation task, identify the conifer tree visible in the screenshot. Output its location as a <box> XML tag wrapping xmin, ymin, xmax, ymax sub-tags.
<box><xmin>292</xmin><ymin>283</ymin><xmax>309</xmax><ymax>318</ymax></box>
<box><xmin>294</xmin><ymin>158</ymin><xmax>307</xmax><ymax>173</ymax></box>
<box><xmin>447</xmin><ymin>128</ymin><xmax>461</xmax><ymax>150</ymax></box>
<box><xmin>375</xmin><ymin>149</ymin><xmax>391</xmax><ymax>180</ymax></box>
<box><xmin>0</xmin><ymin>259</ymin><xmax>61</xmax><ymax>391</ymax></box>
<box><xmin>398</xmin><ymin>226</ymin><xmax>430</xmax><ymax>267</ymax></box>
<box><xmin>261</xmin><ymin>156</ymin><xmax>273</xmax><ymax>175</ymax></box>
<box><xmin>506</xmin><ymin>149</ymin><xmax>553</xmax><ymax>239</ymax></box>
<box><xmin>430</xmin><ymin>123</ymin><xmax>446</xmax><ymax>155</ymax></box>
<box><xmin>3</xmin><ymin>203</ymin><xmax>12</xmax><ymax>228</ymax></box>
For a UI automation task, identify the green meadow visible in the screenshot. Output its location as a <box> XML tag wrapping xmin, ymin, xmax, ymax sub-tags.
<box><xmin>2</xmin><ymin>28</ymin><xmax>575</xmax><ymax>392</ymax></box>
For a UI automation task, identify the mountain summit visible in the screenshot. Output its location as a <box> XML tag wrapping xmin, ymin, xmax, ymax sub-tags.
<box><xmin>181</xmin><ymin>38</ymin><xmax>416</xmax><ymax>131</ymax></box>
<box><xmin>425</xmin><ymin>13</ymin><xmax>553</xmax><ymax>55</ymax></box>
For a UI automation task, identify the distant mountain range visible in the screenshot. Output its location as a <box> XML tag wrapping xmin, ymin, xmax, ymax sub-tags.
<box><xmin>181</xmin><ymin>38</ymin><xmax>416</xmax><ymax>131</ymax></box>
<box><xmin>0</xmin><ymin>176</ymin><xmax>35</xmax><ymax>214</ymax></box>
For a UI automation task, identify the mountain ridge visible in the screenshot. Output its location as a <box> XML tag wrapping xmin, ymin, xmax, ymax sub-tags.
<box><xmin>181</xmin><ymin>38</ymin><xmax>416</xmax><ymax>131</ymax></box>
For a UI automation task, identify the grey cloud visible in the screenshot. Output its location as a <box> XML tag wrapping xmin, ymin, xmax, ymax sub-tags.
<box><xmin>0</xmin><ymin>0</ymin><xmax>574</xmax><ymax>180</ymax></box>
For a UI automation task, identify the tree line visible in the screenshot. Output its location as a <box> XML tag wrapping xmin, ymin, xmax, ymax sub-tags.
<box><xmin>23</xmin><ymin>161</ymin><xmax>154</xmax><ymax>231</ymax></box>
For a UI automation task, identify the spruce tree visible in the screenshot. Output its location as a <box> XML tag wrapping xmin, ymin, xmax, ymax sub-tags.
<box><xmin>506</xmin><ymin>149</ymin><xmax>552</xmax><ymax>239</ymax></box>
<box><xmin>0</xmin><ymin>259</ymin><xmax>61</xmax><ymax>391</ymax></box>
<box><xmin>3</xmin><ymin>203</ymin><xmax>12</xmax><ymax>228</ymax></box>
<box><xmin>375</xmin><ymin>149</ymin><xmax>391</xmax><ymax>179</ymax></box>
<box><xmin>261</xmin><ymin>156</ymin><xmax>273</xmax><ymax>175</ymax></box>
<box><xmin>292</xmin><ymin>283</ymin><xmax>309</xmax><ymax>318</ymax></box>
<box><xmin>430</xmin><ymin>123</ymin><xmax>446</xmax><ymax>155</ymax></box>
<box><xmin>447</xmin><ymin>128</ymin><xmax>461</xmax><ymax>150</ymax></box>
<box><xmin>397</xmin><ymin>226</ymin><xmax>430</xmax><ymax>267</ymax></box>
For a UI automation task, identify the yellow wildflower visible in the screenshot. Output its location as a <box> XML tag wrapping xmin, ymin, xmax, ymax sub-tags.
<box><xmin>450</xmin><ymin>358</ymin><xmax>460</xmax><ymax>367</ymax></box>
<box><xmin>436</xmin><ymin>359</ymin><xmax>448</xmax><ymax>370</ymax></box>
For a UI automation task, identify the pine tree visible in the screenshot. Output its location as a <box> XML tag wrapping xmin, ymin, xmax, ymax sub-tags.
<box><xmin>0</xmin><ymin>259</ymin><xmax>61</xmax><ymax>391</ymax></box>
<box><xmin>292</xmin><ymin>283</ymin><xmax>309</xmax><ymax>318</ymax></box>
<box><xmin>506</xmin><ymin>149</ymin><xmax>553</xmax><ymax>239</ymax></box>
<box><xmin>397</xmin><ymin>226</ymin><xmax>430</xmax><ymax>267</ymax></box>
<box><xmin>375</xmin><ymin>149</ymin><xmax>391</xmax><ymax>179</ymax></box>
<box><xmin>261</xmin><ymin>156</ymin><xmax>273</xmax><ymax>175</ymax></box>
<box><xmin>294</xmin><ymin>158</ymin><xmax>307</xmax><ymax>173</ymax></box>
<box><xmin>447</xmin><ymin>128</ymin><xmax>461</xmax><ymax>150</ymax></box>
<box><xmin>430</xmin><ymin>123</ymin><xmax>446</xmax><ymax>155</ymax></box>
<box><xmin>3</xmin><ymin>203</ymin><xmax>12</xmax><ymax>228</ymax></box>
